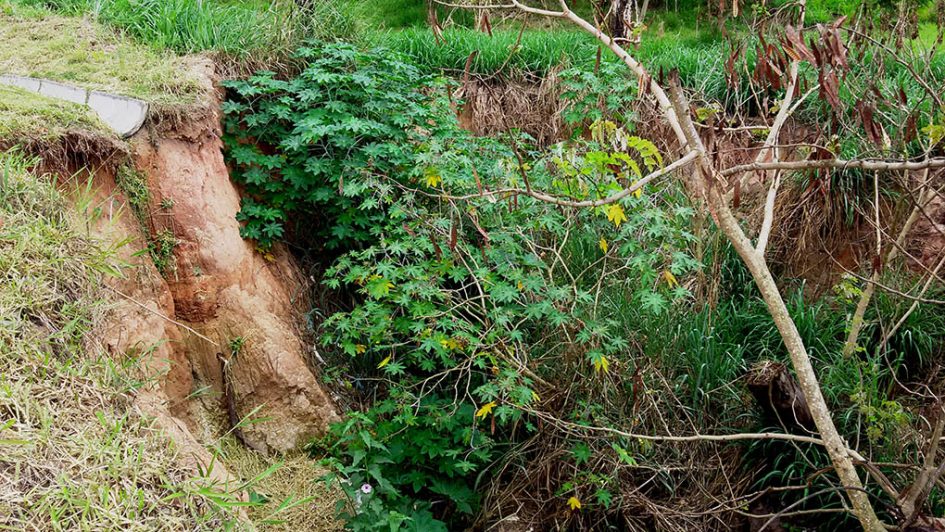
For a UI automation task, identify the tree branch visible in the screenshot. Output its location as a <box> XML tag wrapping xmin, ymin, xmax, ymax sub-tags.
<box><xmin>721</xmin><ymin>157</ymin><xmax>945</xmax><ymax>177</ymax></box>
<box><xmin>441</xmin><ymin>150</ymin><xmax>699</xmax><ymax>207</ymax></box>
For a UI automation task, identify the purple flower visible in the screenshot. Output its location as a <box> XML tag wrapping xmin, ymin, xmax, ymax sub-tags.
<box><xmin>360</xmin><ymin>483</ymin><xmax>373</xmax><ymax>495</ymax></box>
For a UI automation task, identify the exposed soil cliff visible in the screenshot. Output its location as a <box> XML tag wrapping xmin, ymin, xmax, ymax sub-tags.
<box><xmin>70</xmin><ymin>60</ymin><xmax>338</xmax><ymax>478</ymax></box>
<box><xmin>129</xmin><ymin>77</ymin><xmax>339</xmax><ymax>453</ymax></box>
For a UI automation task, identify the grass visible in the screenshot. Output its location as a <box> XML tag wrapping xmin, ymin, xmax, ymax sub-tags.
<box><xmin>0</xmin><ymin>150</ymin><xmax>232</xmax><ymax>529</ymax></box>
<box><xmin>0</xmin><ymin>1</ymin><xmax>201</xmax><ymax>104</ymax></box>
<box><xmin>337</xmin><ymin>0</ymin><xmax>600</xmax><ymax>30</ymax></box>
<box><xmin>9</xmin><ymin>0</ymin><xmax>357</xmax><ymax>70</ymax></box>
<box><xmin>215</xmin><ymin>437</ymin><xmax>342</xmax><ymax>530</ymax></box>
<box><xmin>375</xmin><ymin>24</ymin><xmax>728</xmax><ymax>80</ymax></box>
<box><xmin>0</xmin><ymin>85</ymin><xmax>108</xmax><ymax>142</ymax></box>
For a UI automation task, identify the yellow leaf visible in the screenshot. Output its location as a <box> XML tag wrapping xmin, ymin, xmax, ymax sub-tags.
<box><xmin>606</xmin><ymin>204</ymin><xmax>627</xmax><ymax>228</ymax></box>
<box><xmin>517</xmin><ymin>280</ymin><xmax>524</xmax><ymax>290</ymax></box>
<box><xmin>531</xmin><ymin>390</ymin><xmax>540</xmax><ymax>402</ymax></box>
<box><xmin>631</xmin><ymin>181</ymin><xmax>643</xmax><ymax>199</ymax></box>
<box><xmin>439</xmin><ymin>338</ymin><xmax>460</xmax><ymax>350</ymax></box>
<box><xmin>662</xmin><ymin>270</ymin><xmax>679</xmax><ymax>289</ymax></box>
<box><xmin>425</xmin><ymin>173</ymin><xmax>442</xmax><ymax>188</ymax></box>
<box><xmin>355</xmin><ymin>344</ymin><xmax>367</xmax><ymax>354</ymax></box>
<box><xmin>377</xmin><ymin>355</ymin><xmax>391</xmax><ymax>369</ymax></box>
<box><xmin>475</xmin><ymin>401</ymin><xmax>497</xmax><ymax>419</ymax></box>
<box><xmin>567</xmin><ymin>496</ymin><xmax>582</xmax><ymax>511</ymax></box>
<box><xmin>594</xmin><ymin>355</ymin><xmax>610</xmax><ymax>374</ymax></box>
<box><xmin>599</xmin><ymin>238</ymin><xmax>608</xmax><ymax>254</ymax></box>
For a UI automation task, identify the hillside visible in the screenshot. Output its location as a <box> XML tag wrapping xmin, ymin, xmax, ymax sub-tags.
<box><xmin>2</xmin><ymin>1</ymin><xmax>945</xmax><ymax>531</ymax></box>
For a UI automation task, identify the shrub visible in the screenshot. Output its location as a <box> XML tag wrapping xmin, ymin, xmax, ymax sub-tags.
<box><xmin>222</xmin><ymin>42</ymin><xmax>448</xmax><ymax>250</ymax></box>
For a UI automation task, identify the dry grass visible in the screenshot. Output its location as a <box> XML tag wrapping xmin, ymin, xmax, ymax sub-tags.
<box><xmin>0</xmin><ymin>150</ymin><xmax>235</xmax><ymax>530</ymax></box>
<box><xmin>457</xmin><ymin>72</ymin><xmax>568</xmax><ymax>146</ymax></box>
<box><xmin>216</xmin><ymin>438</ymin><xmax>343</xmax><ymax>531</ymax></box>
<box><xmin>0</xmin><ymin>1</ymin><xmax>201</xmax><ymax>104</ymax></box>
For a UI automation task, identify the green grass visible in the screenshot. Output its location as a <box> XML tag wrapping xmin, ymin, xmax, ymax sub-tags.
<box><xmin>0</xmin><ymin>85</ymin><xmax>108</xmax><ymax>142</ymax></box>
<box><xmin>0</xmin><ymin>1</ymin><xmax>201</xmax><ymax>104</ymax></box>
<box><xmin>9</xmin><ymin>0</ymin><xmax>357</xmax><ymax>67</ymax></box>
<box><xmin>335</xmin><ymin>0</ymin><xmax>430</xmax><ymax>30</ymax></box>
<box><xmin>377</xmin><ymin>27</ymin><xmax>598</xmax><ymax>75</ymax></box>
<box><xmin>0</xmin><ymin>150</ymin><xmax>231</xmax><ymax>529</ymax></box>
<box><xmin>376</xmin><ymin>24</ymin><xmax>726</xmax><ymax>89</ymax></box>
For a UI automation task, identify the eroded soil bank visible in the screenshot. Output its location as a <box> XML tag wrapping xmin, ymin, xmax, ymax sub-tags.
<box><xmin>62</xmin><ymin>60</ymin><xmax>339</xmax><ymax>483</ymax></box>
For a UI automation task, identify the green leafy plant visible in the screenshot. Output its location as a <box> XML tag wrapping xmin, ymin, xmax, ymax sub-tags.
<box><xmin>223</xmin><ymin>42</ymin><xmax>451</xmax><ymax>250</ymax></box>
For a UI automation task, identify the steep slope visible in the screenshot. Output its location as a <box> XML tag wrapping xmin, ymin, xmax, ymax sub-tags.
<box><xmin>0</xmin><ymin>4</ymin><xmax>341</xmax><ymax>529</ymax></box>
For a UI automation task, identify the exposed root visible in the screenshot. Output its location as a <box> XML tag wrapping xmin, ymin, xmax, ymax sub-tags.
<box><xmin>456</xmin><ymin>71</ymin><xmax>568</xmax><ymax>146</ymax></box>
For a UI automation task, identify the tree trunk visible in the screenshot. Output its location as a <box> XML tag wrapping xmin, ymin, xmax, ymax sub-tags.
<box><xmin>610</xmin><ymin>0</ymin><xmax>631</xmax><ymax>39</ymax></box>
<box><xmin>708</xmin><ymin>186</ymin><xmax>886</xmax><ymax>532</ymax></box>
<box><xmin>747</xmin><ymin>361</ymin><xmax>816</xmax><ymax>433</ymax></box>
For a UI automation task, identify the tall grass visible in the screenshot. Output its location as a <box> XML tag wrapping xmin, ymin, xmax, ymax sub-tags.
<box><xmin>376</xmin><ymin>27</ymin><xmax>598</xmax><ymax>76</ymax></box>
<box><xmin>11</xmin><ymin>0</ymin><xmax>357</xmax><ymax>61</ymax></box>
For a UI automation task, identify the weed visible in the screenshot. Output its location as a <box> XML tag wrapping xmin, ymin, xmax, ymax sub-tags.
<box><xmin>228</xmin><ymin>336</ymin><xmax>246</xmax><ymax>357</ymax></box>
<box><xmin>148</xmin><ymin>228</ymin><xmax>177</xmax><ymax>275</ymax></box>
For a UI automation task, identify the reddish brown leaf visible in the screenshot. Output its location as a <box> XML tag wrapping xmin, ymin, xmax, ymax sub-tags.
<box><xmin>725</xmin><ymin>44</ymin><xmax>742</xmax><ymax>87</ymax></box>
<box><xmin>819</xmin><ymin>69</ymin><xmax>842</xmax><ymax>108</ymax></box>
<box><xmin>449</xmin><ymin>220</ymin><xmax>458</xmax><ymax>251</ymax></box>
<box><xmin>904</xmin><ymin>113</ymin><xmax>918</xmax><ymax>144</ymax></box>
<box><xmin>831</xmin><ymin>15</ymin><xmax>848</xmax><ymax>30</ymax></box>
<box><xmin>856</xmin><ymin>99</ymin><xmax>883</xmax><ymax>147</ymax></box>
<box><xmin>810</xmin><ymin>39</ymin><xmax>823</xmax><ymax>68</ymax></box>
<box><xmin>783</xmin><ymin>25</ymin><xmax>815</xmax><ymax>63</ymax></box>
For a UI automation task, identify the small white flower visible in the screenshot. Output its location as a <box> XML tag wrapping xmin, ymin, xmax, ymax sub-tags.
<box><xmin>360</xmin><ymin>483</ymin><xmax>373</xmax><ymax>494</ymax></box>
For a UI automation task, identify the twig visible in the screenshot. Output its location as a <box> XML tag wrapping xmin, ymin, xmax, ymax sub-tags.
<box><xmin>106</xmin><ymin>285</ymin><xmax>219</xmax><ymax>346</ymax></box>
<box><xmin>721</xmin><ymin>157</ymin><xmax>945</xmax><ymax>177</ymax></box>
<box><xmin>441</xmin><ymin>150</ymin><xmax>699</xmax><ymax>207</ymax></box>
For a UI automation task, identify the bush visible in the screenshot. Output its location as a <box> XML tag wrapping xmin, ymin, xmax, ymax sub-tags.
<box><xmin>223</xmin><ymin>42</ymin><xmax>447</xmax><ymax>249</ymax></box>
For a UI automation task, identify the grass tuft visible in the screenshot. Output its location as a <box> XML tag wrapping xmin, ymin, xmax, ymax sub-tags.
<box><xmin>0</xmin><ymin>85</ymin><xmax>108</xmax><ymax>142</ymax></box>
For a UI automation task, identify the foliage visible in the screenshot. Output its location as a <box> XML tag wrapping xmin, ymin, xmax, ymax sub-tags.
<box><xmin>223</xmin><ymin>42</ymin><xmax>450</xmax><ymax>250</ymax></box>
<box><xmin>318</xmin><ymin>400</ymin><xmax>491</xmax><ymax>531</ymax></box>
<box><xmin>560</xmin><ymin>60</ymin><xmax>639</xmax><ymax>127</ymax></box>
<box><xmin>224</xmin><ymin>39</ymin><xmax>708</xmax><ymax>527</ymax></box>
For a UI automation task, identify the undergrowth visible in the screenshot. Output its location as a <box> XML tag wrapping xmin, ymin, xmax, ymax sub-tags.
<box><xmin>223</xmin><ymin>36</ymin><xmax>945</xmax><ymax>529</ymax></box>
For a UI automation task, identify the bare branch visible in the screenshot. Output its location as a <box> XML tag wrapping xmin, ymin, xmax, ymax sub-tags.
<box><xmin>441</xmin><ymin>150</ymin><xmax>699</xmax><ymax>207</ymax></box>
<box><xmin>755</xmin><ymin>172</ymin><xmax>782</xmax><ymax>256</ymax></box>
<box><xmin>721</xmin><ymin>157</ymin><xmax>945</xmax><ymax>177</ymax></box>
